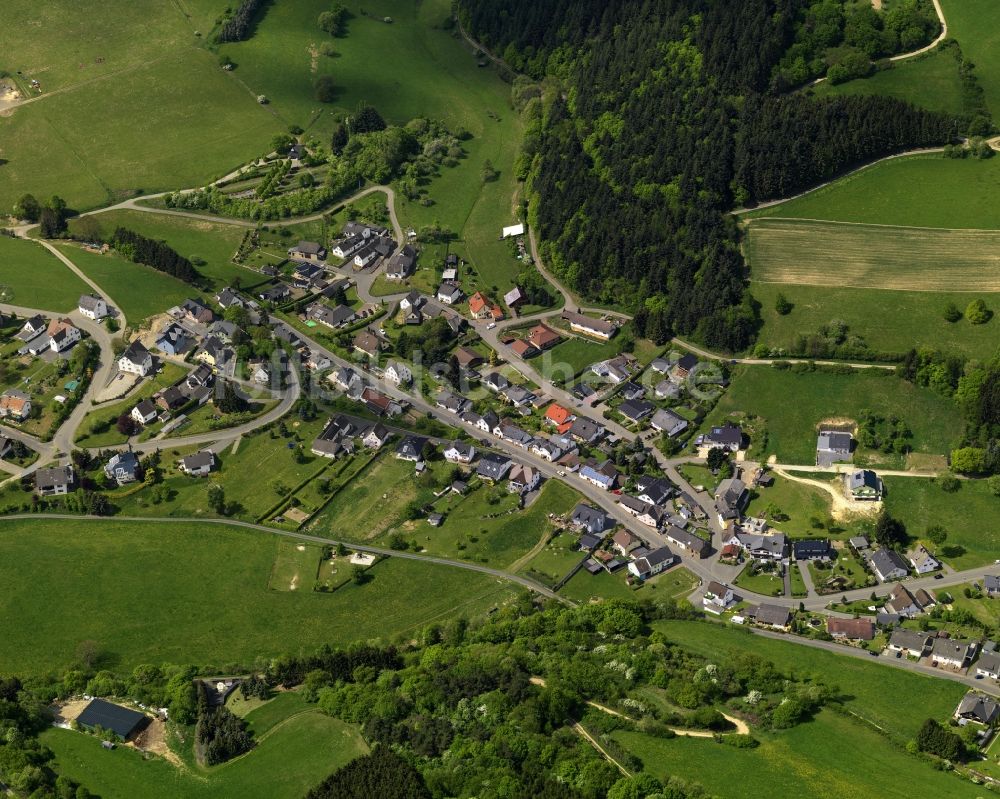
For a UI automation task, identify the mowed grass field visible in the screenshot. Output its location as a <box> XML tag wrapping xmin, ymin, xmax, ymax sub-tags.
<box><xmin>0</xmin><ymin>235</ymin><xmax>91</xmax><ymax>311</ymax></box>
<box><xmin>742</xmin><ymin>154</ymin><xmax>1000</xmax><ymax>229</ymax></box>
<box><xmin>615</xmin><ymin>711</ymin><xmax>975</xmax><ymax>799</ymax></box>
<box><xmin>702</xmin><ymin>366</ymin><xmax>963</xmax><ymax>465</ymax></box>
<box><xmin>746</xmin><ymin>218</ymin><xmax>1000</xmax><ymax>292</ymax></box>
<box><xmin>942</xmin><ymin>0</ymin><xmax>1000</xmax><ymax>115</ymax></box>
<box><xmin>42</xmin><ymin>694</ymin><xmax>366</xmax><ymax>799</ymax></box>
<box><xmin>0</xmin><ymin>518</ymin><xmax>521</xmax><ymax>674</ymax></box>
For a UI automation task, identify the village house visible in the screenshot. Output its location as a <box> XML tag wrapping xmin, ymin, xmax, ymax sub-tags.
<box><xmin>353</xmin><ymin>244</ymin><xmax>379</xmax><ymax>269</ymax></box>
<box><xmin>104</xmin><ymin>451</ymin><xmax>140</xmax><ymax>485</ymax></box>
<box><xmin>816</xmin><ymin>430</ymin><xmax>853</xmax><ymax>467</ymax></box>
<box><xmin>361</xmin><ymin>387</ymin><xmax>402</xmax><ymax>417</ymax></box>
<box><xmin>887</xmin><ymin>629</ymin><xmax>931</xmax><ymax>658</ymax></box>
<box><xmin>179</xmin><ymin>450</ymin><xmax>216</xmax><ymax>476</ymax></box>
<box><xmin>155</xmin><ymin>323</ymin><xmax>191</xmax><ymax>356</ymax></box>
<box><xmin>792</xmin><ymin>539</ymin><xmax>833</xmax><ymax>561</ymax></box>
<box><xmin>259</xmin><ymin>284</ymin><xmax>291</xmax><ymax>304</ymax></box>
<box><xmin>870</xmin><ymin>548</ymin><xmax>909</xmax><ymax>582</ymax></box>
<box><xmin>664</xmin><ymin>525</ymin><xmax>708</xmax><ymax>558</ymax></box>
<box><xmin>399</xmin><ymin>291</ymin><xmax>424</xmax><ymax>312</ymax></box>
<box><xmin>436</xmin><ymin>282</ymin><xmax>464</xmax><ymax>305</ymax></box>
<box><xmin>571</xmin><ymin>503</ymin><xmax>611</xmax><ymax>536</ymax></box>
<box><xmin>975</xmin><ymin>651</ymin><xmax>1000</xmax><ymax>680</ymax></box>
<box><xmin>384</xmin><ymin>360</ymin><xmax>412</xmax><ymax>386</ymax></box>
<box><xmin>215</xmin><ymin>287</ymin><xmax>244</xmax><ymax>310</ymax></box>
<box><xmin>78</xmin><ymin>293</ymin><xmax>108</xmax><ymax>320</ymax></box>
<box><xmin>580</xmin><ymin>460</ymin><xmax>618</xmax><ymax>490</ymax></box>
<box><xmin>47</xmin><ymin>318</ymin><xmax>81</xmax><ymax>353</ymax></box>
<box><xmin>501</xmin><ymin>385</ymin><xmax>537</xmax><ymax>409</ymax></box>
<box><xmin>288</xmin><ymin>240</ymin><xmax>327</xmax><ymax>263</ymax></box>
<box><xmin>637</xmin><ymin>476</ymin><xmax>673</xmax><ymax>507</ymax></box>
<box><xmin>16</xmin><ymin>315</ymin><xmax>47</xmax><ymax>342</ymax></box>
<box><xmin>306</xmin><ymin>303</ymin><xmax>356</xmax><ymax>329</ymax></box>
<box><xmin>650</xmin><ymin>408</ymin><xmax>688</xmax><ymax>437</ymax></box>
<box><xmin>443</xmin><ymin>440</ymin><xmax>476</xmax><ymax>464</ymax></box>
<box><xmin>985</xmin><ymin>575</ymin><xmax>1000</xmax><ymax>597</ymax></box>
<box><xmin>568</xmin><ymin>416</ymin><xmax>605</xmax><ymax>444</ymax></box>
<box><xmin>732</xmin><ymin>532</ymin><xmax>787</xmax><ymax>561</ymax></box>
<box><xmin>530</xmin><ymin>438</ymin><xmax>564</xmax><ymax>462</ymax></box>
<box><xmin>747</xmin><ymin>603</ymin><xmax>792</xmax><ymax>630</ymax></box>
<box><xmin>618</xmin><ymin>398</ymin><xmax>654</xmax><ymax>424</ymax></box>
<box><xmin>628</xmin><ymin>546</ymin><xmax>675</xmax><ymax>580</ymax></box>
<box><xmin>849</xmin><ymin>469</ymin><xmax>883</xmax><ymax>500</ymax></box>
<box><xmin>527</xmin><ymin>323</ymin><xmax>561</xmax><ymax>351</ymax></box>
<box><xmin>384</xmin><ymin>245</ymin><xmax>417</xmax><ymax>280</ymax></box>
<box><xmin>827</xmin><ymin>617</ymin><xmax>875</xmax><ymax>641</ymax></box>
<box><xmin>362</xmin><ymin>424</ymin><xmax>391</xmax><ymax>449</ymax></box>
<box><xmin>612</xmin><ymin>529</ymin><xmax>640</xmax><ymax>557</ymax></box>
<box><xmin>131</xmin><ymin>399</ymin><xmax>158</xmax><ymax>426</ymax></box>
<box><xmin>508</xmin><ymin>464</ymin><xmax>541</xmax><ymax>495</ymax></box>
<box><xmin>181</xmin><ymin>298</ymin><xmax>215</xmax><ymax>325</ymax></box>
<box><xmin>311</xmin><ymin>416</ymin><xmax>356</xmax><ymax>459</ymax></box>
<box><xmin>673</xmin><ymin>353</ymin><xmax>698</xmax><ymax>380</ymax></box>
<box><xmin>882</xmin><ymin>582</ymin><xmax>923</xmax><ymax>617</ymax></box>
<box><xmin>561</xmin><ymin>310</ymin><xmax>617</xmax><ymax>340</ymax></box>
<box><xmin>705</xmin><ymin>423</ymin><xmax>743</xmax><ymax>452</ymax></box>
<box><xmin>353</xmin><ymin>329</ymin><xmax>383</xmax><ymax>358</ymax></box>
<box><xmin>482</xmin><ymin>372</ymin><xmax>509</xmax><ymax>393</ymax></box>
<box><xmin>395</xmin><ymin>435</ymin><xmax>428</xmax><ymax>463</ymax></box>
<box><xmin>504</xmin><ymin>286</ymin><xmax>525</xmax><ymax>309</ymax></box>
<box><xmin>35</xmin><ymin>464</ymin><xmax>74</xmax><ymax>496</ymax></box>
<box><xmin>931</xmin><ymin>638</ymin><xmax>976</xmax><ymax>669</ymax></box>
<box><xmin>0</xmin><ymin>390</ymin><xmax>31</xmax><ymax>421</ymax></box>
<box><xmin>907</xmin><ymin>545</ymin><xmax>941</xmax><ymax>575</ymax></box>
<box><xmin>331</xmin><ymin>234</ymin><xmax>367</xmax><ymax>260</ymax></box>
<box><xmin>955</xmin><ymin>693</ymin><xmax>1000</xmax><ymax>726</ymax></box>
<box><xmin>714</xmin><ymin>477</ymin><xmax>749</xmax><ymax>523</ymax></box>
<box><xmin>703</xmin><ymin>581</ymin><xmax>735</xmax><ymax>615</ymax></box>
<box><xmin>453</xmin><ymin>347</ymin><xmax>483</xmax><ymax>370</ymax></box>
<box><xmin>118</xmin><ymin>340</ymin><xmax>153</xmax><ymax>377</ymax></box>
<box><xmin>436</xmin><ymin>391</ymin><xmax>471</xmax><ymax>416</ymax></box>
<box><xmin>477</xmin><ymin>452</ymin><xmax>512</xmax><ymax>483</ymax></box>
<box><xmin>468</xmin><ymin>291</ymin><xmax>504</xmax><ymax>321</ymax></box>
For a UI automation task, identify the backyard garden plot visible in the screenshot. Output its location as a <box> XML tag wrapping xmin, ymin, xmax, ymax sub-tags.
<box><xmin>747</xmin><ymin>218</ymin><xmax>1000</xmax><ymax>292</ymax></box>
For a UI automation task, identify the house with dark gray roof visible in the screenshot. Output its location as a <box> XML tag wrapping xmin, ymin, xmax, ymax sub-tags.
<box><xmin>887</xmin><ymin>629</ymin><xmax>931</xmax><ymax>657</ymax></box>
<box><xmin>714</xmin><ymin>477</ymin><xmax>748</xmax><ymax>522</ymax></box>
<box><xmin>651</xmin><ymin>408</ymin><xmax>688</xmax><ymax>437</ymax></box>
<box><xmin>180</xmin><ymin>450</ymin><xmax>216</xmax><ymax>476</ymax></box>
<box><xmin>870</xmin><ymin>548</ymin><xmax>909</xmax><ymax>582</ymax></box>
<box><xmin>931</xmin><ymin>638</ymin><xmax>976</xmax><ymax>669</ymax></box>
<box><xmin>627</xmin><ymin>546</ymin><xmax>675</xmax><ymax>580</ymax></box>
<box><xmin>77</xmin><ymin>698</ymin><xmax>149</xmax><ymax>740</ymax></box>
<box><xmin>395</xmin><ymin>435</ymin><xmax>427</xmax><ymax>462</ymax></box>
<box><xmin>571</xmin><ymin>503</ymin><xmax>611</xmax><ymax>535</ymax></box>
<box><xmin>618</xmin><ymin>398</ymin><xmax>654</xmax><ymax>423</ymax></box>
<box><xmin>477</xmin><ymin>453</ymin><xmax>512</xmax><ymax>482</ymax></box>
<box><xmin>848</xmin><ymin>469</ymin><xmax>883</xmax><ymax>500</ymax></box>
<box><xmin>35</xmin><ymin>464</ymin><xmax>74</xmax><ymax>496</ymax></box>
<box><xmin>664</xmin><ymin>525</ymin><xmax>708</xmax><ymax>558</ymax></box>
<box><xmin>705</xmin><ymin>423</ymin><xmax>743</xmax><ymax>452</ymax></box>
<box><xmin>636</xmin><ymin>476</ymin><xmax>673</xmax><ymax>507</ymax></box>
<box><xmin>955</xmin><ymin>692</ymin><xmax>1000</xmax><ymax>726</ymax></box>
<box><xmin>975</xmin><ymin>651</ymin><xmax>1000</xmax><ymax>680</ymax></box>
<box><xmin>104</xmin><ymin>451</ymin><xmax>140</xmax><ymax>485</ymax></box>
<box><xmin>816</xmin><ymin>430</ymin><xmax>853</xmax><ymax>467</ymax></box>
<box><xmin>985</xmin><ymin>575</ymin><xmax>1000</xmax><ymax>597</ymax></box>
<box><xmin>748</xmin><ymin>603</ymin><xmax>791</xmax><ymax>629</ymax></box>
<box><xmin>792</xmin><ymin>539</ymin><xmax>833</xmax><ymax>561</ymax></box>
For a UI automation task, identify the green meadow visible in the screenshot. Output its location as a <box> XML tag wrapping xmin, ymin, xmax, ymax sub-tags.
<box><xmin>42</xmin><ymin>692</ymin><xmax>366</xmax><ymax>799</ymax></box>
<box><xmin>615</xmin><ymin>711</ymin><xmax>975</xmax><ymax>799</ymax></box>
<box><xmin>0</xmin><ymin>518</ymin><xmax>521</xmax><ymax>674</ymax></box>
<box><xmin>743</xmin><ymin>154</ymin><xmax>1000</xmax><ymax>229</ymax></box>
<box><xmin>0</xmin><ymin>235</ymin><xmax>91</xmax><ymax>311</ymax></box>
<box><xmin>701</xmin><ymin>366</ymin><xmax>963</xmax><ymax>466</ymax></box>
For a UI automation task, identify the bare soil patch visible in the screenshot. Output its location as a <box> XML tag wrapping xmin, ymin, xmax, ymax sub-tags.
<box><xmin>773</xmin><ymin>467</ymin><xmax>880</xmax><ymax>521</ymax></box>
<box><xmin>52</xmin><ymin>699</ymin><xmax>90</xmax><ymax>725</ymax></box>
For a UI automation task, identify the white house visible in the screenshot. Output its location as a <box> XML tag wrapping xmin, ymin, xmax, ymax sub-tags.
<box><xmin>47</xmin><ymin>318</ymin><xmax>81</xmax><ymax>353</ymax></box>
<box><xmin>118</xmin><ymin>340</ymin><xmax>154</xmax><ymax>377</ymax></box>
<box><xmin>78</xmin><ymin>294</ymin><xmax>108</xmax><ymax>320</ymax></box>
<box><xmin>384</xmin><ymin>361</ymin><xmax>412</xmax><ymax>386</ymax></box>
<box><xmin>703</xmin><ymin>581</ymin><xmax>735</xmax><ymax>614</ymax></box>
<box><xmin>443</xmin><ymin>440</ymin><xmax>476</xmax><ymax>464</ymax></box>
<box><xmin>130</xmin><ymin>399</ymin><xmax>158</xmax><ymax>425</ymax></box>
<box><xmin>627</xmin><ymin>547</ymin><xmax>675</xmax><ymax>580</ymax></box>
<box><xmin>908</xmin><ymin>545</ymin><xmax>941</xmax><ymax>575</ymax></box>
<box><xmin>179</xmin><ymin>450</ymin><xmax>216</xmax><ymax>476</ymax></box>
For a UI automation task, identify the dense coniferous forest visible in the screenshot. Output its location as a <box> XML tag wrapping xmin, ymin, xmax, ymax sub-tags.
<box><xmin>458</xmin><ymin>0</ymin><xmax>964</xmax><ymax>351</ymax></box>
<box><xmin>215</xmin><ymin>0</ymin><xmax>271</xmax><ymax>43</ymax></box>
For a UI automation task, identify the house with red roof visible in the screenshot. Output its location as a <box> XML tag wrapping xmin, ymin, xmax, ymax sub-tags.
<box><xmin>545</xmin><ymin>403</ymin><xmax>574</xmax><ymax>427</ymax></box>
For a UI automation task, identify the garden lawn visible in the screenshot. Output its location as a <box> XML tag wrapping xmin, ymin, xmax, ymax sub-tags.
<box><xmin>517</xmin><ymin>532</ymin><xmax>585</xmax><ymax>587</ymax></box>
<box><xmin>0</xmin><ymin>236</ymin><xmax>91</xmax><ymax>311</ymax></box>
<box><xmin>752</xmin><ymin>281</ymin><xmax>1000</xmax><ymax>362</ymax></box>
<box><xmin>789</xmin><ymin>563</ymin><xmax>807</xmax><ymax>597</ymax></box>
<box><xmin>75</xmin><ymin>363</ymin><xmax>187</xmax><ymax>446</ymax></box>
<box><xmin>733</xmin><ymin>564</ymin><xmax>785</xmax><ymax>597</ymax></box>
<box><xmin>41</xmin><ymin>704</ymin><xmax>365</xmax><ymax>799</ymax></box>
<box><xmin>742</xmin><ymin>154</ymin><xmax>1000</xmax><ymax>229</ymax></box>
<box><xmin>0</xmin><ymin>518</ymin><xmax>521</xmax><ymax>675</ymax></box>
<box><xmin>883</xmin><ymin>476</ymin><xmax>1000</xmax><ymax>569</ymax></box>
<box><xmin>702</xmin><ymin>366</ymin><xmax>963</xmax><ymax>466</ymax></box>
<box><xmin>652</xmin><ymin>618</ymin><xmax>966</xmax><ymax>740</ymax></box>
<box><xmin>614</xmin><ymin>711</ymin><xmax>976</xmax><ymax>799</ymax></box>
<box><xmin>811</xmin><ymin>46</ymin><xmax>967</xmax><ymax>116</ymax></box>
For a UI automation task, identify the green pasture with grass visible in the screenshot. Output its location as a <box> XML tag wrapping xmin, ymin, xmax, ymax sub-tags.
<box><xmin>0</xmin><ymin>236</ymin><xmax>90</xmax><ymax>311</ymax></box>
<box><xmin>652</xmin><ymin>618</ymin><xmax>966</xmax><ymax>740</ymax></box>
<box><xmin>615</xmin><ymin>711</ymin><xmax>974</xmax><ymax>799</ymax></box>
<box><xmin>883</xmin><ymin>475</ymin><xmax>1000</xmax><ymax>569</ymax></box>
<box><xmin>811</xmin><ymin>47</ymin><xmax>967</xmax><ymax>116</ymax></box>
<box><xmin>752</xmin><ymin>281</ymin><xmax>1000</xmax><ymax>361</ymax></box>
<box><xmin>702</xmin><ymin>366</ymin><xmax>963</xmax><ymax>466</ymax></box>
<box><xmin>42</xmin><ymin>694</ymin><xmax>366</xmax><ymax>799</ymax></box>
<box><xmin>942</xmin><ymin>0</ymin><xmax>1000</xmax><ymax>114</ymax></box>
<box><xmin>742</xmin><ymin>154</ymin><xmax>1000</xmax><ymax>229</ymax></box>
<box><xmin>0</xmin><ymin>517</ymin><xmax>521</xmax><ymax>675</ymax></box>
<box><xmin>746</xmin><ymin>475</ymin><xmax>834</xmax><ymax>535</ymax></box>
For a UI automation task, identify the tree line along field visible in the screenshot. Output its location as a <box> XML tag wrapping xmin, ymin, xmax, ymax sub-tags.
<box><xmin>41</xmin><ymin>692</ymin><xmax>366</xmax><ymax>799</ymax></box>
<box><xmin>746</xmin><ymin>218</ymin><xmax>1000</xmax><ymax>292</ymax></box>
<box><xmin>0</xmin><ymin>518</ymin><xmax>522</xmax><ymax>675</ymax></box>
<box><xmin>700</xmin><ymin>366</ymin><xmax>963</xmax><ymax>467</ymax></box>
